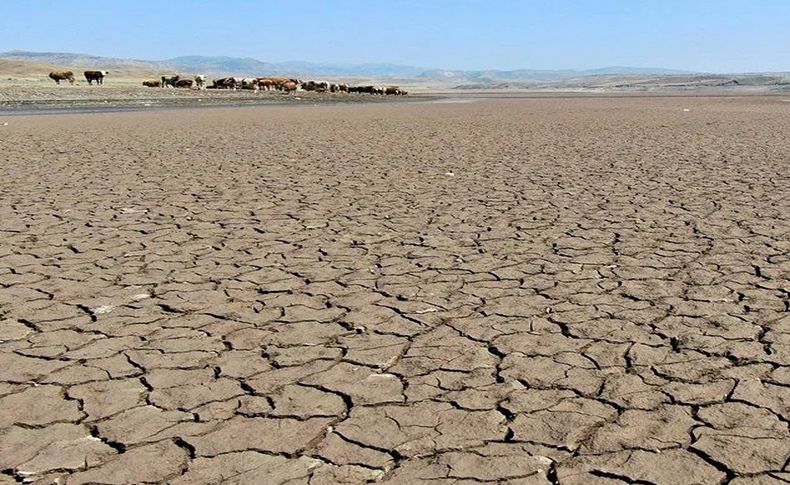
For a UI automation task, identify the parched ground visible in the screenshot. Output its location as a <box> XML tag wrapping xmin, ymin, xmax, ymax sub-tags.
<box><xmin>0</xmin><ymin>97</ymin><xmax>788</xmax><ymax>484</ymax></box>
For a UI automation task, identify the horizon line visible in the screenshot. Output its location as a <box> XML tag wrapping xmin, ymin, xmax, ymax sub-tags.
<box><xmin>3</xmin><ymin>49</ymin><xmax>790</xmax><ymax>75</ymax></box>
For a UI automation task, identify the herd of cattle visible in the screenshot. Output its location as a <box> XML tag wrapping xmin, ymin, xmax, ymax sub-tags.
<box><xmin>48</xmin><ymin>70</ymin><xmax>408</xmax><ymax>95</ymax></box>
<box><xmin>148</xmin><ymin>75</ymin><xmax>407</xmax><ymax>95</ymax></box>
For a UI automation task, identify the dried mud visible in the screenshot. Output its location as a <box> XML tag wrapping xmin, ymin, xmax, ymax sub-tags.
<box><xmin>0</xmin><ymin>96</ymin><xmax>788</xmax><ymax>484</ymax></box>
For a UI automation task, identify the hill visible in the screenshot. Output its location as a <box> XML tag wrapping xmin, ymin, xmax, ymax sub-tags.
<box><xmin>0</xmin><ymin>50</ymin><xmax>697</xmax><ymax>80</ymax></box>
<box><xmin>0</xmin><ymin>53</ymin><xmax>164</xmax><ymax>81</ymax></box>
<box><xmin>0</xmin><ymin>51</ymin><xmax>428</xmax><ymax>78</ymax></box>
<box><xmin>1</xmin><ymin>51</ymin><xmax>788</xmax><ymax>91</ymax></box>
<box><xmin>0</xmin><ymin>58</ymin><xmax>72</xmax><ymax>79</ymax></box>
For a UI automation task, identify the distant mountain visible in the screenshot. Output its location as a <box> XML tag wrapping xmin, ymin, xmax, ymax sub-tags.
<box><xmin>417</xmin><ymin>66</ymin><xmax>694</xmax><ymax>82</ymax></box>
<box><xmin>166</xmin><ymin>56</ymin><xmax>276</xmax><ymax>75</ymax></box>
<box><xmin>0</xmin><ymin>51</ymin><xmax>429</xmax><ymax>78</ymax></box>
<box><xmin>168</xmin><ymin>57</ymin><xmax>428</xmax><ymax>77</ymax></box>
<box><xmin>0</xmin><ymin>50</ymin><xmax>698</xmax><ymax>81</ymax></box>
<box><xmin>581</xmin><ymin>66</ymin><xmax>692</xmax><ymax>76</ymax></box>
<box><xmin>0</xmin><ymin>50</ymin><xmax>166</xmax><ymax>70</ymax></box>
<box><xmin>271</xmin><ymin>61</ymin><xmax>427</xmax><ymax>78</ymax></box>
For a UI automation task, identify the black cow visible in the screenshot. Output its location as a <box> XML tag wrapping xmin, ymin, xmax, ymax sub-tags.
<box><xmin>352</xmin><ymin>85</ymin><xmax>376</xmax><ymax>94</ymax></box>
<box><xmin>301</xmin><ymin>80</ymin><xmax>329</xmax><ymax>92</ymax></box>
<box><xmin>161</xmin><ymin>75</ymin><xmax>180</xmax><ymax>88</ymax></box>
<box><xmin>84</xmin><ymin>70</ymin><xmax>108</xmax><ymax>85</ymax></box>
<box><xmin>210</xmin><ymin>77</ymin><xmax>239</xmax><ymax>89</ymax></box>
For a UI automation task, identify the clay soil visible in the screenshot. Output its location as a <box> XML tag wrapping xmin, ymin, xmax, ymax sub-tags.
<box><xmin>0</xmin><ymin>96</ymin><xmax>788</xmax><ymax>484</ymax></box>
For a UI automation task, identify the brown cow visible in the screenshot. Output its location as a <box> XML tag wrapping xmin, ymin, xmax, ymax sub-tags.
<box><xmin>142</xmin><ymin>80</ymin><xmax>161</xmax><ymax>87</ymax></box>
<box><xmin>258</xmin><ymin>77</ymin><xmax>296</xmax><ymax>91</ymax></box>
<box><xmin>257</xmin><ymin>78</ymin><xmax>276</xmax><ymax>90</ymax></box>
<box><xmin>84</xmin><ymin>70</ymin><xmax>108</xmax><ymax>85</ymax></box>
<box><xmin>49</xmin><ymin>71</ymin><xmax>75</xmax><ymax>85</ymax></box>
<box><xmin>281</xmin><ymin>81</ymin><xmax>298</xmax><ymax>93</ymax></box>
<box><xmin>175</xmin><ymin>79</ymin><xmax>194</xmax><ymax>88</ymax></box>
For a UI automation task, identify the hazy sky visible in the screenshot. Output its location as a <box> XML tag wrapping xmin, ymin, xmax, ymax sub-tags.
<box><xmin>1</xmin><ymin>0</ymin><xmax>788</xmax><ymax>72</ymax></box>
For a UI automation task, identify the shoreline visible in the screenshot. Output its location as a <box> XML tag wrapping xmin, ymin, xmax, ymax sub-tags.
<box><xmin>1</xmin><ymin>87</ymin><xmax>788</xmax><ymax>116</ymax></box>
<box><xmin>0</xmin><ymin>93</ymin><xmax>431</xmax><ymax>116</ymax></box>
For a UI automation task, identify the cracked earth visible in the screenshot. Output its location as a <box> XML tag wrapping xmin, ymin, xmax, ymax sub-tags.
<box><xmin>0</xmin><ymin>96</ymin><xmax>788</xmax><ymax>484</ymax></box>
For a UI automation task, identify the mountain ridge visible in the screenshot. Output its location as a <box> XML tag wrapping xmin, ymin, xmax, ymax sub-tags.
<box><xmin>0</xmin><ymin>50</ymin><xmax>700</xmax><ymax>80</ymax></box>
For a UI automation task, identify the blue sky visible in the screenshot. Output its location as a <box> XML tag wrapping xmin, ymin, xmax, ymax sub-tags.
<box><xmin>1</xmin><ymin>0</ymin><xmax>788</xmax><ymax>72</ymax></box>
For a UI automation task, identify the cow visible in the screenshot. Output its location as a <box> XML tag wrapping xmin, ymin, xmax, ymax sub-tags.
<box><xmin>194</xmin><ymin>75</ymin><xmax>206</xmax><ymax>89</ymax></box>
<box><xmin>351</xmin><ymin>85</ymin><xmax>376</xmax><ymax>94</ymax></box>
<box><xmin>301</xmin><ymin>80</ymin><xmax>329</xmax><ymax>92</ymax></box>
<box><xmin>142</xmin><ymin>80</ymin><xmax>161</xmax><ymax>87</ymax></box>
<box><xmin>281</xmin><ymin>81</ymin><xmax>298</xmax><ymax>93</ymax></box>
<box><xmin>258</xmin><ymin>77</ymin><xmax>298</xmax><ymax>91</ymax></box>
<box><xmin>210</xmin><ymin>77</ymin><xmax>239</xmax><ymax>90</ymax></box>
<box><xmin>49</xmin><ymin>71</ymin><xmax>75</xmax><ymax>85</ymax></box>
<box><xmin>240</xmin><ymin>78</ymin><xmax>259</xmax><ymax>90</ymax></box>
<box><xmin>257</xmin><ymin>78</ymin><xmax>276</xmax><ymax>91</ymax></box>
<box><xmin>161</xmin><ymin>75</ymin><xmax>180</xmax><ymax>88</ymax></box>
<box><xmin>175</xmin><ymin>79</ymin><xmax>194</xmax><ymax>88</ymax></box>
<box><xmin>385</xmin><ymin>86</ymin><xmax>405</xmax><ymax>95</ymax></box>
<box><xmin>337</xmin><ymin>83</ymin><xmax>349</xmax><ymax>93</ymax></box>
<box><xmin>84</xmin><ymin>70</ymin><xmax>108</xmax><ymax>85</ymax></box>
<box><xmin>278</xmin><ymin>78</ymin><xmax>301</xmax><ymax>91</ymax></box>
